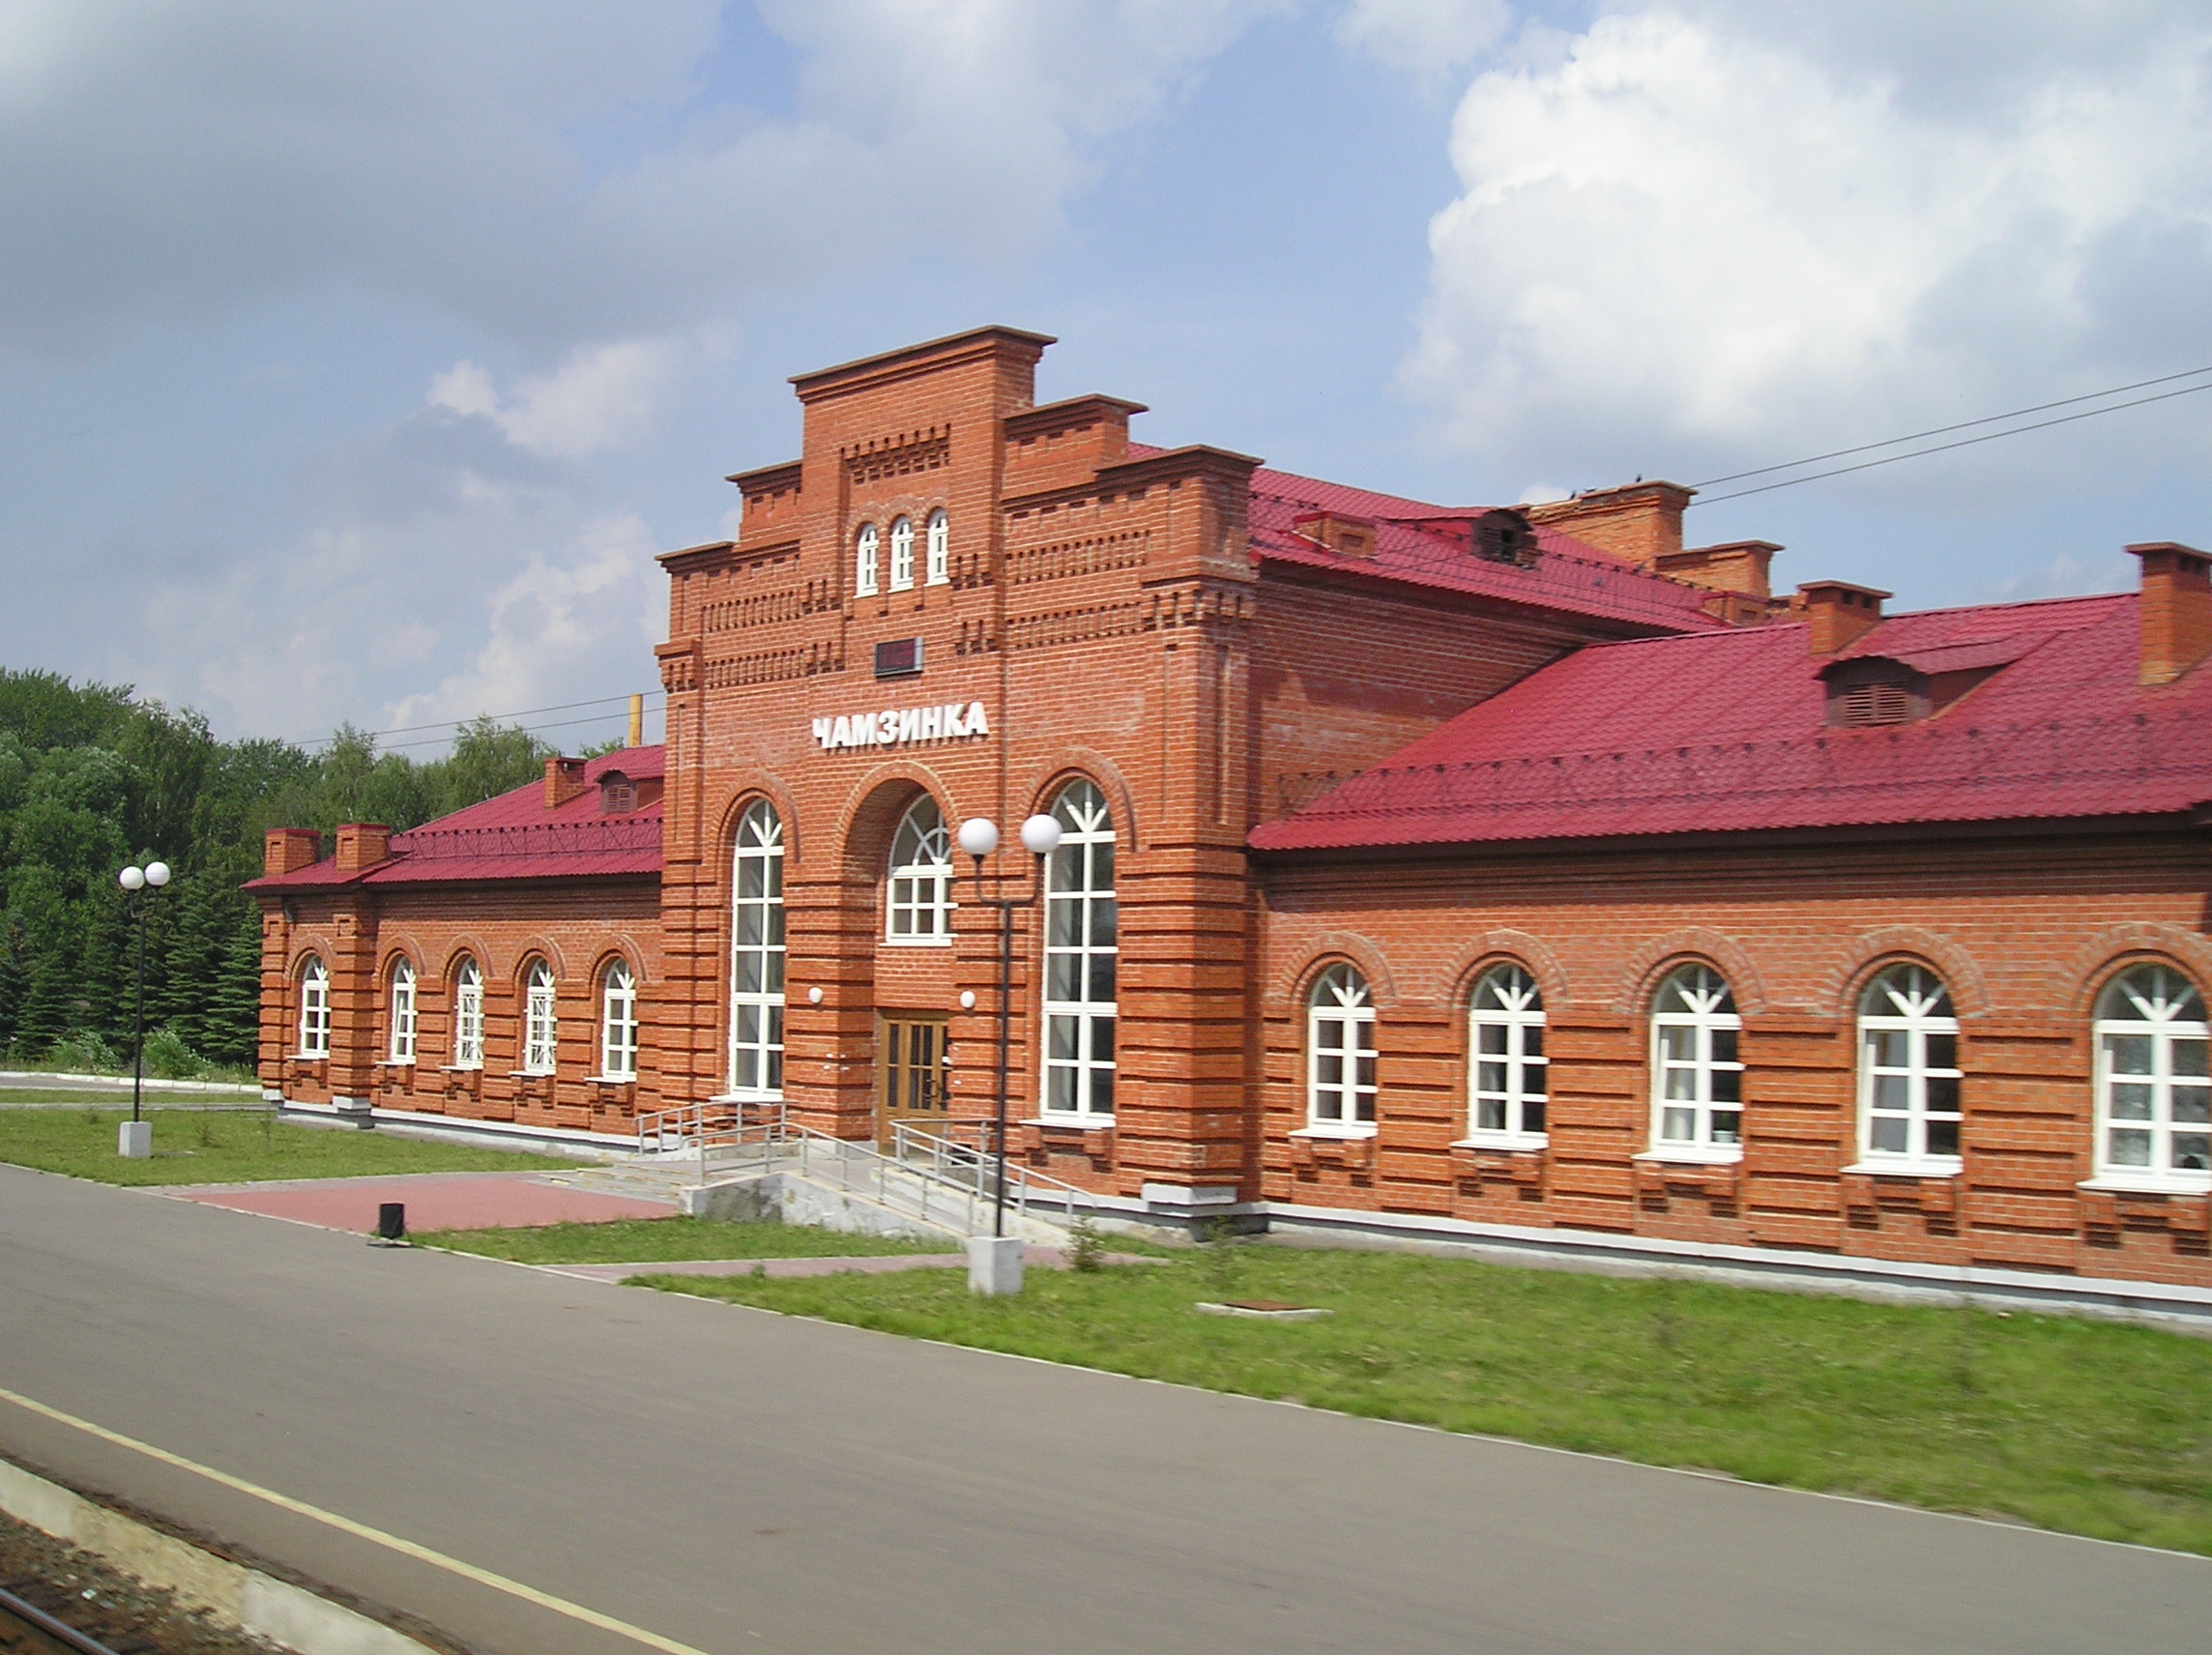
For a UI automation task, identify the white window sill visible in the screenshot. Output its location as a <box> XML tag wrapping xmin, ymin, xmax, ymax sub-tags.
<box><xmin>588</xmin><ymin>1074</ymin><xmax>638</xmax><ymax>1087</ymax></box>
<box><xmin>1455</xmin><ymin>1135</ymin><xmax>1549</xmax><ymax>1153</ymax></box>
<box><xmin>880</xmin><ymin>936</ymin><xmax>953</xmax><ymax>948</ymax></box>
<box><xmin>1635</xmin><ymin>1147</ymin><xmax>1743</xmax><ymax>1167</ymax></box>
<box><xmin>1027</xmin><ymin>1115</ymin><xmax>1115</xmax><ymax>1130</ymax></box>
<box><xmin>1842</xmin><ymin>1159</ymin><xmax>1961</xmax><ymax>1179</ymax></box>
<box><xmin>710</xmin><ymin>1090</ymin><xmax>783</xmax><ymax>1104</ymax></box>
<box><xmin>373</xmin><ymin>1060</ymin><xmax>416</xmax><ymax>1069</ymax></box>
<box><xmin>439</xmin><ymin>1064</ymin><xmax>483</xmax><ymax>1074</ymax></box>
<box><xmin>1293</xmin><ymin>1123</ymin><xmax>1379</xmax><ymax>1141</ymax></box>
<box><xmin>2078</xmin><ymin>1176</ymin><xmax>2212</xmax><ymax>1196</ymax></box>
<box><xmin>509</xmin><ymin>1070</ymin><xmax>557</xmax><ymax>1079</ymax></box>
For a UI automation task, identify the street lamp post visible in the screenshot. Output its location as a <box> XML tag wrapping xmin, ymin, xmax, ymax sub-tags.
<box><xmin>955</xmin><ymin>811</ymin><xmax>1062</xmax><ymax>1293</ymax></box>
<box><xmin>115</xmin><ymin>859</ymin><xmax>171</xmax><ymax>1159</ymax></box>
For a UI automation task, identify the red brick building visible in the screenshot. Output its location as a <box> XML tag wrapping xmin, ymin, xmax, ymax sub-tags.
<box><xmin>251</xmin><ymin>327</ymin><xmax>2212</xmax><ymax>1299</ymax></box>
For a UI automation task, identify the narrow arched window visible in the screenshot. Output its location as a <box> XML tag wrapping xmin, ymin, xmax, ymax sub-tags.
<box><xmin>452</xmin><ymin>957</ymin><xmax>484</xmax><ymax>1069</ymax></box>
<box><xmin>1041</xmin><ymin>779</ymin><xmax>1116</xmax><ymax>1118</ymax></box>
<box><xmin>888</xmin><ymin>515</ymin><xmax>915</xmax><ymax>592</ymax></box>
<box><xmin>730</xmin><ymin>799</ymin><xmax>785</xmax><ymax>1096</ymax></box>
<box><xmin>599</xmin><ymin>960</ymin><xmax>638</xmax><ymax>1080</ymax></box>
<box><xmin>855</xmin><ymin>523</ymin><xmax>880</xmax><ymax>597</ymax></box>
<box><xmin>1651</xmin><ymin>964</ymin><xmax>1741</xmax><ymax>1152</ymax></box>
<box><xmin>522</xmin><ymin>958</ymin><xmax>558</xmax><ymax>1075</ymax></box>
<box><xmin>298</xmin><ymin>959</ymin><xmax>331</xmax><ymax>1059</ymax></box>
<box><xmin>886</xmin><ymin>795</ymin><xmax>952</xmax><ymax>942</ymax></box>
<box><xmin>387</xmin><ymin>959</ymin><xmax>417</xmax><ymax>1063</ymax></box>
<box><xmin>2095</xmin><ymin>965</ymin><xmax>2210</xmax><ymax>1185</ymax></box>
<box><xmin>1857</xmin><ymin>964</ymin><xmax>1961</xmax><ymax>1167</ymax></box>
<box><xmin>924</xmin><ymin>508</ymin><xmax>949</xmax><ymax>586</ymax></box>
<box><xmin>1469</xmin><ymin>963</ymin><xmax>1545</xmax><ymax>1143</ymax></box>
<box><xmin>1308</xmin><ymin>964</ymin><xmax>1377</xmax><ymax>1128</ymax></box>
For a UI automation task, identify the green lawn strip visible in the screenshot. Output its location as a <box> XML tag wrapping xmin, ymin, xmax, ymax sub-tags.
<box><xmin>634</xmin><ymin>1245</ymin><xmax>2212</xmax><ymax>1554</ymax></box>
<box><xmin>0</xmin><ymin>1106</ymin><xmax>568</xmax><ymax>1185</ymax></box>
<box><xmin>417</xmin><ymin>1216</ymin><xmax>950</xmax><ymax>1263</ymax></box>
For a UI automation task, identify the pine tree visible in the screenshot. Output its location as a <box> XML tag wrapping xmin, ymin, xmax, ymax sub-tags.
<box><xmin>205</xmin><ymin>904</ymin><xmax>265</xmax><ymax>1068</ymax></box>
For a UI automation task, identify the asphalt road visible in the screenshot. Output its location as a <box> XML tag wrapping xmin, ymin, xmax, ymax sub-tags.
<box><xmin>0</xmin><ymin>1163</ymin><xmax>2203</xmax><ymax>1655</ymax></box>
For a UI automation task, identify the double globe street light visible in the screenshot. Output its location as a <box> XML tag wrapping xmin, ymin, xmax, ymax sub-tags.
<box><xmin>116</xmin><ymin>859</ymin><xmax>171</xmax><ymax>1159</ymax></box>
<box><xmin>955</xmin><ymin>811</ymin><xmax>1062</xmax><ymax>1294</ymax></box>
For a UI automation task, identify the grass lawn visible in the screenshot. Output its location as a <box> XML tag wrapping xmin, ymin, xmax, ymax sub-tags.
<box><xmin>637</xmin><ymin>1241</ymin><xmax>2212</xmax><ymax>1554</ymax></box>
<box><xmin>417</xmin><ymin>1215</ymin><xmax>948</xmax><ymax>1263</ymax></box>
<box><xmin>0</xmin><ymin>1105</ymin><xmax>570</xmax><ymax>1185</ymax></box>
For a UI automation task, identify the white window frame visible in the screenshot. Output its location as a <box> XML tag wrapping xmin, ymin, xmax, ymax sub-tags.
<box><xmin>1647</xmin><ymin>964</ymin><xmax>1742</xmax><ymax>1158</ymax></box>
<box><xmin>854</xmin><ymin>522</ymin><xmax>879</xmax><ymax>597</ymax></box>
<box><xmin>886</xmin><ymin>795</ymin><xmax>952</xmax><ymax>944</ymax></box>
<box><xmin>1039</xmin><ymin>779</ymin><xmax>1116</xmax><ymax>1120</ymax></box>
<box><xmin>387</xmin><ymin>958</ymin><xmax>417</xmax><ymax>1063</ymax></box>
<box><xmin>888</xmin><ymin>514</ymin><xmax>915</xmax><ymax>592</ymax></box>
<box><xmin>924</xmin><ymin>508</ymin><xmax>949</xmax><ymax>586</ymax></box>
<box><xmin>2091</xmin><ymin>964</ymin><xmax>2211</xmax><ymax>1191</ymax></box>
<box><xmin>451</xmin><ymin>957</ymin><xmax>483</xmax><ymax>1069</ymax></box>
<box><xmin>297</xmin><ymin>958</ymin><xmax>331</xmax><ymax>1059</ymax></box>
<box><xmin>599</xmin><ymin>960</ymin><xmax>638</xmax><ymax>1081</ymax></box>
<box><xmin>1852</xmin><ymin>963</ymin><xmax>1962</xmax><ymax>1173</ymax></box>
<box><xmin>521</xmin><ymin>959</ymin><xmax>558</xmax><ymax>1076</ymax></box>
<box><xmin>1304</xmin><ymin>963</ymin><xmax>1377</xmax><ymax>1133</ymax></box>
<box><xmin>728</xmin><ymin>799</ymin><xmax>785</xmax><ymax>1098</ymax></box>
<box><xmin>1466</xmin><ymin>963</ymin><xmax>1545</xmax><ymax>1147</ymax></box>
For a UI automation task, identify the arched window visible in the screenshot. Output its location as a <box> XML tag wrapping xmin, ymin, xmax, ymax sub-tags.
<box><xmin>452</xmin><ymin>957</ymin><xmax>484</xmax><ymax>1069</ymax></box>
<box><xmin>924</xmin><ymin>508</ymin><xmax>949</xmax><ymax>586</ymax></box>
<box><xmin>1857</xmin><ymin>964</ymin><xmax>1961</xmax><ymax>1167</ymax></box>
<box><xmin>599</xmin><ymin>960</ymin><xmax>638</xmax><ymax>1081</ymax></box>
<box><xmin>886</xmin><ymin>795</ymin><xmax>952</xmax><ymax>942</ymax></box>
<box><xmin>854</xmin><ymin>522</ymin><xmax>880</xmax><ymax>597</ymax></box>
<box><xmin>1469</xmin><ymin>963</ymin><xmax>1545</xmax><ymax>1144</ymax></box>
<box><xmin>1307</xmin><ymin>964</ymin><xmax>1377</xmax><ymax>1129</ymax></box>
<box><xmin>888</xmin><ymin>515</ymin><xmax>915</xmax><ymax>592</ymax></box>
<box><xmin>1041</xmin><ymin>779</ymin><xmax>1116</xmax><ymax>1118</ymax></box>
<box><xmin>521</xmin><ymin>958</ymin><xmax>558</xmax><ymax>1075</ymax></box>
<box><xmin>729</xmin><ymin>799</ymin><xmax>785</xmax><ymax>1096</ymax></box>
<box><xmin>1650</xmin><ymin>964</ymin><xmax>1741</xmax><ymax>1152</ymax></box>
<box><xmin>297</xmin><ymin>958</ymin><xmax>330</xmax><ymax>1059</ymax></box>
<box><xmin>2094</xmin><ymin>964</ymin><xmax>2210</xmax><ymax>1185</ymax></box>
<box><xmin>387</xmin><ymin>959</ymin><xmax>417</xmax><ymax>1063</ymax></box>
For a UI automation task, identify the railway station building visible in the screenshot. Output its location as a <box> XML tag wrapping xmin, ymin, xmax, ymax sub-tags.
<box><xmin>250</xmin><ymin>326</ymin><xmax>2212</xmax><ymax>1295</ymax></box>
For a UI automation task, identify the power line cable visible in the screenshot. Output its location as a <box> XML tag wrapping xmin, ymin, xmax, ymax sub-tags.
<box><xmin>298</xmin><ymin>690</ymin><xmax>664</xmax><ymax>750</ymax></box>
<box><xmin>369</xmin><ymin>707</ymin><xmax>658</xmax><ymax>756</ymax></box>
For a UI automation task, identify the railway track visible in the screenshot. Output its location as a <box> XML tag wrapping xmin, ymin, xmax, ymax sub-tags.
<box><xmin>0</xmin><ymin>1582</ymin><xmax>125</xmax><ymax>1655</ymax></box>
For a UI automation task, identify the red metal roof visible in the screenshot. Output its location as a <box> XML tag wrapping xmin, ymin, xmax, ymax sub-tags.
<box><xmin>247</xmin><ymin>745</ymin><xmax>665</xmax><ymax>890</ymax></box>
<box><xmin>1250</xmin><ymin>593</ymin><xmax>2212</xmax><ymax>852</ymax></box>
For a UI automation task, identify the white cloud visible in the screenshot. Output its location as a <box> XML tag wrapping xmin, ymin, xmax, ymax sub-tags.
<box><xmin>1337</xmin><ymin>0</ymin><xmax>1510</xmax><ymax>74</ymax></box>
<box><xmin>428</xmin><ymin>335</ymin><xmax>710</xmax><ymax>461</ymax></box>
<box><xmin>1406</xmin><ymin>6</ymin><xmax>2212</xmax><ymax>505</ymax></box>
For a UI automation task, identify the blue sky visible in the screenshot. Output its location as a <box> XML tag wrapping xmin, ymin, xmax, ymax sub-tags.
<box><xmin>3</xmin><ymin>1</ymin><xmax>2207</xmax><ymax>752</ymax></box>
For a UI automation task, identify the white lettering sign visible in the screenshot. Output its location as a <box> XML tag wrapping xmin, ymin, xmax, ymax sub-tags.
<box><xmin>812</xmin><ymin>701</ymin><xmax>992</xmax><ymax>752</ymax></box>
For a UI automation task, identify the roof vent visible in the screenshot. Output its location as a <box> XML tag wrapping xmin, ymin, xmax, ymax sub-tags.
<box><xmin>1833</xmin><ymin>676</ymin><xmax>1916</xmax><ymax>728</ymax></box>
<box><xmin>598</xmin><ymin>770</ymin><xmax>637</xmax><ymax>814</ymax></box>
<box><xmin>1471</xmin><ymin>508</ymin><xmax>1538</xmax><ymax>566</ymax></box>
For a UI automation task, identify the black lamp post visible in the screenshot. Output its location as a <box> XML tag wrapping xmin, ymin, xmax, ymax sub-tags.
<box><xmin>956</xmin><ymin>811</ymin><xmax>1063</xmax><ymax>1239</ymax></box>
<box><xmin>116</xmin><ymin>859</ymin><xmax>170</xmax><ymax>1157</ymax></box>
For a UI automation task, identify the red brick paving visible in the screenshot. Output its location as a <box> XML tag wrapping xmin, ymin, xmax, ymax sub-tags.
<box><xmin>157</xmin><ymin>1173</ymin><xmax>675</xmax><ymax>1235</ymax></box>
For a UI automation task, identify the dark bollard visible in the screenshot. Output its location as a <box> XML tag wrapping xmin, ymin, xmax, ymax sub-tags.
<box><xmin>373</xmin><ymin>1202</ymin><xmax>408</xmax><ymax>1246</ymax></box>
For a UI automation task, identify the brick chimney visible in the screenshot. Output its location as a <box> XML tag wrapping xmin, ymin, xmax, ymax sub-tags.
<box><xmin>333</xmin><ymin>824</ymin><xmax>392</xmax><ymax>872</ymax></box>
<box><xmin>1656</xmin><ymin>539</ymin><xmax>1780</xmax><ymax>600</ymax></box>
<box><xmin>263</xmin><ymin>828</ymin><xmax>322</xmax><ymax>878</ymax></box>
<box><xmin>1523</xmin><ymin>481</ymin><xmax>1693</xmax><ymax>569</ymax></box>
<box><xmin>1798</xmin><ymin>580</ymin><xmax>1890</xmax><ymax>654</ymax></box>
<box><xmin>1292</xmin><ymin>509</ymin><xmax>1377</xmax><ymax>558</ymax></box>
<box><xmin>2126</xmin><ymin>541</ymin><xmax>2212</xmax><ymax>685</ymax></box>
<box><xmin>544</xmin><ymin>755</ymin><xmax>590</xmax><ymax>809</ymax></box>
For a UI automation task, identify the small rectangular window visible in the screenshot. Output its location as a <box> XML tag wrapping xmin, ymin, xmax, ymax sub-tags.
<box><xmin>874</xmin><ymin>637</ymin><xmax>923</xmax><ymax>679</ymax></box>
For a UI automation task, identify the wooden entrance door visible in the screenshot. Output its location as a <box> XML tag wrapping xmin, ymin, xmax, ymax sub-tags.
<box><xmin>877</xmin><ymin>1014</ymin><xmax>950</xmax><ymax>1146</ymax></box>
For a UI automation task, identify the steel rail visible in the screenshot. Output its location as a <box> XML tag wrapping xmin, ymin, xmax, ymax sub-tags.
<box><xmin>0</xmin><ymin>1581</ymin><xmax>129</xmax><ymax>1655</ymax></box>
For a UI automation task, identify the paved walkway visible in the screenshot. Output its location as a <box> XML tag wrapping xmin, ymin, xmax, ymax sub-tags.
<box><xmin>157</xmin><ymin>1172</ymin><xmax>676</xmax><ymax>1234</ymax></box>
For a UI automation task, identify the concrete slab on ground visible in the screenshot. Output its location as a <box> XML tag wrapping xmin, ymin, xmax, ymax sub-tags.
<box><xmin>541</xmin><ymin>1245</ymin><xmax>1161</xmax><ymax>1282</ymax></box>
<box><xmin>154</xmin><ymin>1172</ymin><xmax>676</xmax><ymax>1234</ymax></box>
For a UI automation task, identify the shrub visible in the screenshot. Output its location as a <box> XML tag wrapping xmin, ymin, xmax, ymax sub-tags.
<box><xmin>46</xmin><ymin>1031</ymin><xmax>123</xmax><ymax>1074</ymax></box>
<box><xmin>144</xmin><ymin>1024</ymin><xmax>209</xmax><ymax>1081</ymax></box>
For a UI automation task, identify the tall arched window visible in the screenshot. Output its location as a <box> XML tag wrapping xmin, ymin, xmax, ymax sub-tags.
<box><xmin>2094</xmin><ymin>964</ymin><xmax>2210</xmax><ymax>1185</ymax></box>
<box><xmin>298</xmin><ymin>958</ymin><xmax>330</xmax><ymax>1059</ymax></box>
<box><xmin>522</xmin><ymin>958</ymin><xmax>558</xmax><ymax>1074</ymax></box>
<box><xmin>888</xmin><ymin>515</ymin><xmax>915</xmax><ymax>592</ymax></box>
<box><xmin>924</xmin><ymin>508</ymin><xmax>949</xmax><ymax>586</ymax></box>
<box><xmin>452</xmin><ymin>957</ymin><xmax>484</xmax><ymax>1069</ymax></box>
<box><xmin>387</xmin><ymin>958</ymin><xmax>417</xmax><ymax>1063</ymax></box>
<box><xmin>886</xmin><ymin>795</ymin><xmax>951</xmax><ymax>942</ymax></box>
<box><xmin>1307</xmin><ymin>964</ymin><xmax>1377</xmax><ymax>1129</ymax></box>
<box><xmin>730</xmin><ymin>799</ymin><xmax>785</xmax><ymax>1096</ymax></box>
<box><xmin>1469</xmin><ymin>963</ymin><xmax>1545</xmax><ymax>1144</ymax></box>
<box><xmin>1650</xmin><ymin>964</ymin><xmax>1741</xmax><ymax>1153</ymax></box>
<box><xmin>1041</xmin><ymin>779</ymin><xmax>1116</xmax><ymax>1118</ymax></box>
<box><xmin>854</xmin><ymin>522</ymin><xmax>880</xmax><ymax>597</ymax></box>
<box><xmin>599</xmin><ymin>960</ymin><xmax>638</xmax><ymax>1081</ymax></box>
<box><xmin>1857</xmin><ymin>964</ymin><xmax>1961</xmax><ymax>1167</ymax></box>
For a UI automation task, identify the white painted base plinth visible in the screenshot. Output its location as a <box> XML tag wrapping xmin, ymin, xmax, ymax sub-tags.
<box><xmin>117</xmin><ymin>1120</ymin><xmax>151</xmax><ymax>1159</ymax></box>
<box><xmin>966</xmin><ymin>1234</ymin><xmax>1025</xmax><ymax>1295</ymax></box>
